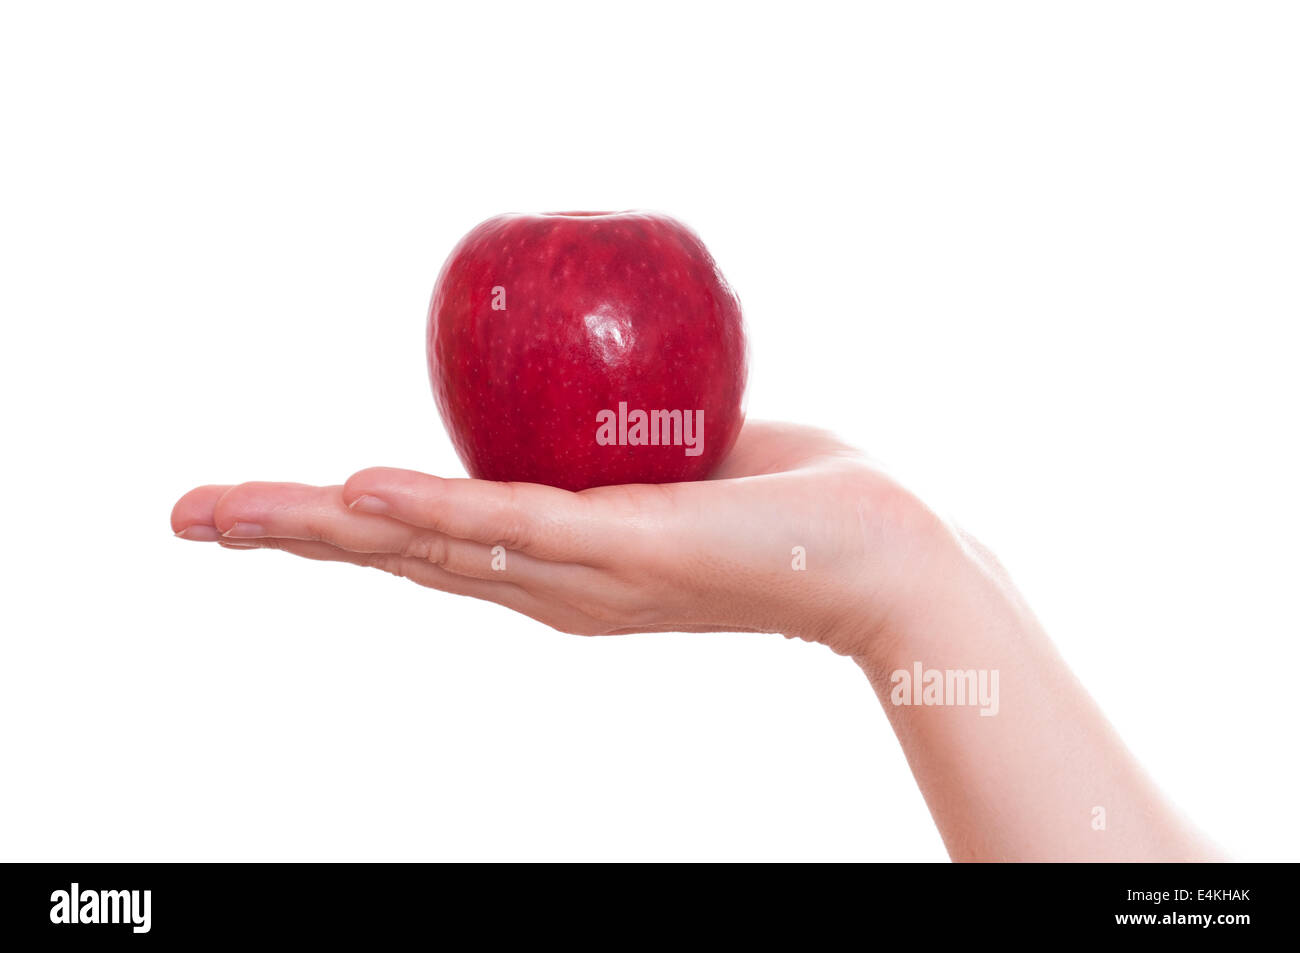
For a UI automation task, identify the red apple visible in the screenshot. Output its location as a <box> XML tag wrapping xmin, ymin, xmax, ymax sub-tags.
<box><xmin>427</xmin><ymin>211</ymin><xmax>748</xmax><ymax>491</ymax></box>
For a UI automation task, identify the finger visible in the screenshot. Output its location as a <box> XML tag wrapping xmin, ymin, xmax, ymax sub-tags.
<box><xmin>342</xmin><ymin>469</ymin><xmax>615</xmax><ymax>563</ymax></box>
<box><xmin>220</xmin><ymin>537</ymin><xmax>749</xmax><ymax>637</ymax></box>
<box><xmin>227</xmin><ymin>534</ymin><xmax>517</xmax><ymax>597</ymax></box>
<box><xmin>209</xmin><ymin>480</ymin><xmax>579</xmax><ymax>589</ymax></box>
<box><xmin>171</xmin><ymin>484</ymin><xmax>234</xmax><ymax>541</ymax></box>
<box><xmin>222</xmin><ymin>536</ymin><xmax>610</xmax><ymax>635</ymax></box>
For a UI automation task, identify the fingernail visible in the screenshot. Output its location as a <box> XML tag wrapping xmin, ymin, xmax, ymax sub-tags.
<box><xmin>348</xmin><ymin>495</ymin><xmax>388</xmax><ymax>515</ymax></box>
<box><xmin>175</xmin><ymin>525</ymin><xmax>221</xmax><ymax>542</ymax></box>
<box><xmin>222</xmin><ymin>521</ymin><xmax>266</xmax><ymax>539</ymax></box>
<box><xmin>219</xmin><ymin>540</ymin><xmax>260</xmax><ymax>549</ymax></box>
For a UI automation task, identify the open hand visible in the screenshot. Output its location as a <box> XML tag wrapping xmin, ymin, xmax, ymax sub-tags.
<box><xmin>171</xmin><ymin>421</ymin><xmax>944</xmax><ymax>655</ymax></box>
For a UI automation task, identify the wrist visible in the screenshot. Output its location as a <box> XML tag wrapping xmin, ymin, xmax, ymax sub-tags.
<box><xmin>811</xmin><ymin>482</ymin><xmax>997</xmax><ymax>667</ymax></box>
<box><xmin>854</xmin><ymin>526</ymin><xmax>1042</xmax><ymax>696</ymax></box>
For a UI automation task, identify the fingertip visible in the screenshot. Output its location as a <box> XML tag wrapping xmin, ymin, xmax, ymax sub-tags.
<box><xmin>346</xmin><ymin>494</ymin><xmax>389</xmax><ymax>515</ymax></box>
<box><xmin>210</xmin><ymin>481</ymin><xmax>267</xmax><ymax>535</ymax></box>
<box><xmin>170</xmin><ymin>484</ymin><xmax>232</xmax><ymax>535</ymax></box>
<box><xmin>209</xmin><ymin>484</ymin><xmax>241</xmax><ymax>535</ymax></box>
<box><xmin>339</xmin><ymin>470</ymin><xmax>373</xmax><ymax>508</ymax></box>
<box><xmin>342</xmin><ymin>467</ymin><xmax>441</xmax><ymax>506</ymax></box>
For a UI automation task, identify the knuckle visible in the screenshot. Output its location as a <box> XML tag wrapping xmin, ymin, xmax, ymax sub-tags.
<box><xmin>402</xmin><ymin>533</ymin><xmax>449</xmax><ymax>567</ymax></box>
<box><xmin>495</xmin><ymin>484</ymin><xmax>529</xmax><ymax>551</ymax></box>
<box><xmin>301</xmin><ymin>519</ymin><xmax>330</xmax><ymax>543</ymax></box>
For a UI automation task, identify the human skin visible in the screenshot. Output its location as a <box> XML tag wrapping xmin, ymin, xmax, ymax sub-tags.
<box><xmin>171</xmin><ymin>420</ymin><xmax>1220</xmax><ymax>861</ymax></box>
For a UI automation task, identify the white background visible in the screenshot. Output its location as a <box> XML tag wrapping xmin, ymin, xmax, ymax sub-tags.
<box><xmin>2</xmin><ymin>1</ymin><xmax>1296</xmax><ymax>861</ymax></box>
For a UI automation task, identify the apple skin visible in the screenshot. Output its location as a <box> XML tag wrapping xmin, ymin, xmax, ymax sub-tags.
<box><xmin>428</xmin><ymin>211</ymin><xmax>748</xmax><ymax>491</ymax></box>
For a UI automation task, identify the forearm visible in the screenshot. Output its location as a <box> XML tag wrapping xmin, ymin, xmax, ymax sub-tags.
<box><xmin>850</xmin><ymin>529</ymin><xmax>1220</xmax><ymax>862</ymax></box>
